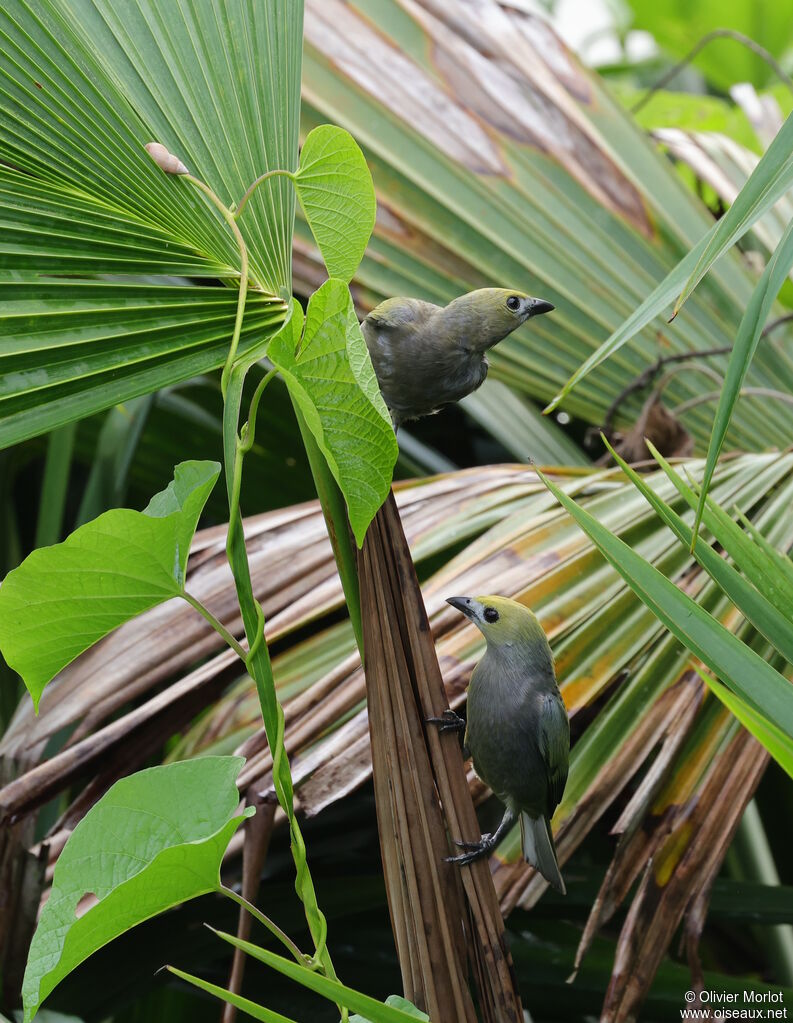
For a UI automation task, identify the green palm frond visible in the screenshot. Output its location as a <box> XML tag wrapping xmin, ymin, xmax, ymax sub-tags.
<box><xmin>0</xmin><ymin>0</ymin><xmax>302</xmax><ymax>446</ymax></box>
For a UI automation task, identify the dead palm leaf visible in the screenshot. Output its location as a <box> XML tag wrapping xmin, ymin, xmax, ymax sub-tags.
<box><xmin>2</xmin><ymin>454</ymin><xmax>791</xmax><ymax>1018</ymax></box>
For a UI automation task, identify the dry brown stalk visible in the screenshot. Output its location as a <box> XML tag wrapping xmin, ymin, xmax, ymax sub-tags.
<box><xmin>358</xmin><ymin>491</ymin><xmax>523</xmax><ymax>1023</ymax></box>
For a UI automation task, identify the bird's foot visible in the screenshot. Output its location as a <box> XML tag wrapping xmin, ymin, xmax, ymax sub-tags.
<box><xmin>426</xmin><ymin>709</ymin><xmax>465</xmax><ymax>734</ymax></box>
<box><xmin>445</xmin><ymin>832</ymin><xmax>496</xmax><ymax>866</ymax></box>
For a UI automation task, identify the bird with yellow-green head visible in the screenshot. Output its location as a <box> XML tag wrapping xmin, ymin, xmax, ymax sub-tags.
<box><xmin>361</xmin><ymin>288</ymin><xmax>554</xmax><ymax>428</ymax></box>
<box><xmin>431</xmin><ymin>594</ymin><xmax>569</xmax><ymax>893</ymax></box>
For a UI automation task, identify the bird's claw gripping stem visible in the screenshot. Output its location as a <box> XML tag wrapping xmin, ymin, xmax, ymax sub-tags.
<box><xmin>445</xmin><ymin>809</ymin><xmax>516</xmax><ymax>866</ymax></box>
<box><xmin>445</xmin><ymin>832</ymin><xmax>496</xmax><ymax>866</ymax></box>
<box><xmin>426</xmin><ymin>708</ymin><xmax>465</xmax><ymax>734</ymax></box>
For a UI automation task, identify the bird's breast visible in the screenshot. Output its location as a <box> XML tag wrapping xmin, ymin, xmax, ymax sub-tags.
<box><xmin>466</xmin><ymin>663</ymin><xmax>550</xmax><ymax>814</ymax></box>
<box><xmin>365</xmin><ymin>326</ymin><xmax>488</xmax><ymax>421</ymax></box>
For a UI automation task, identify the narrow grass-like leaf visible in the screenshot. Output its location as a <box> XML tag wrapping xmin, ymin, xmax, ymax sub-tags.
<box><xmin>269</xmin><ymin>283</ymin><xmax>398</xmax><ymax>545</ymax></box>
<box><xmin>211</xmin><ymin>931</ymin><xmax>429</xmax><ymax>1023</ymax></box>
<box><xmin>693</xmin><ymin>219</ymin><xmax>793</xmax><ymax>538</ymax></box>
<box><xmin>34</xmin><ymin>424</ymin><xmax>77</xmax><ymax>548</ymax></box>
<box><xmin>23</xmin><ymin>757</ymin><xmax>253</xmax><ymax>1023</ymax></box>
<box><xmin>536</xmin><ymin>469</ymin><xmax>793</xmax><ymax>737</ymax></box>
<box><xmin>294</xmin><ymin>125</ymin><xmax>376</xmax><ymax>283</ymax></box>
<box><xmin>735</xmin><ymin>510</ymin><xmax>793</xmax><ymax>591</ymax></box>
<box><xmin>543</xmin><ymin>231</ymin><xmax>712</xmax><ymax>412</ymax></box>
<box><xmin>75</xmin><ymin>395</ymin><xmax>154</xmax><ymax>526</ymax></box>
<box><xmin>603</xmin><ymin>439</ymin><xmax>793</xmax><ymax>664</ymax></box>
<box><xmin>648</xmin><ymin>443</ymin><xmax>793</xmax><ymax>624</ymax></box>
<box><xmin>545</xmin><ymin>111</ymin><xmax>793</xmax><ymax>412</ymax></box>
<box><xmin>166</xmin><ymin>965</ymin><xmax>299</xmax><ymax>1023</ymax></box>
<box><xmin>677</xmin><ymin>112</ymin><xmax>793</xmax><ymax>311</ymax></box>
<box><xmin>0</xmin><ymin>460</ymin><xmax>219</xmax><ymax>708</ymax></box>
<box><xmin>695</xmin><ymin>667</ymin><xmax>793</xmax><ymax>780</ymax></box>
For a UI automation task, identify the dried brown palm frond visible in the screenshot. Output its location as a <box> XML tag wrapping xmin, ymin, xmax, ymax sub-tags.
<box><xmin>2</xmin><ymin>453</ymin><xmax>791</xmax><ymax>1018</ymax></box>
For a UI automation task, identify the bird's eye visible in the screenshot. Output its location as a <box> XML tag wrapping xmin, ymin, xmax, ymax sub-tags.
<box><xmin>484</xmin><ymin>607</ymin><xmax>500</xmax><ymax>623</ymax></box>
<box><xmin>506</xmin><ymin>296</ymin><xmax>521</xmax><ymax>312</ymax></box>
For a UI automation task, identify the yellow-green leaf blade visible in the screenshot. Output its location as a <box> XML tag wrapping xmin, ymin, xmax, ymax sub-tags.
<box><xmin>212</xmin><ymin>933</ymin><xmax>429</xmax><ymax>1023</ymax></box>
<box><xmin>546</xmin><ymin>110</ymin><xmax>793</xmax><ymax>412</ymax></box>
<box><xmin>647</xmin><ymin>442</ymin><xmax>793</xmax><ymax>623</ymax></box>
<box><xmin>166</xmin><ymin>966</ymin><xmax>299</xmax><ymax>1023</ymax></box>
<box><xmin>693</xmin><ymin>218</ymin><xmax>793</xmax><ymax>536</ymax></box>
<box><xmin>695</xmin><ymin>668</ymin><xmax>793</xmax><ymax>781</ymax></box>
<box><xmin>676</xmin><ymin>111</ymin><xmax>793</xmax><ymax>311</ymax></box>
<box><xmin>604</xmin><ymin>439</ymin><xmax>793</xmax><ymax>665</ymax></box>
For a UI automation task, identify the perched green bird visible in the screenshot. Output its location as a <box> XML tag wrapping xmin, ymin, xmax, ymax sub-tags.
<box><xmin>431</xmin><ymin>594</ymin><xmax>569</xmax><ymax>893</ymax></box>
<box><xmin>361</xmin><ymin>289</ymin><xmax>554</xmax><ymax>427</ymax></box>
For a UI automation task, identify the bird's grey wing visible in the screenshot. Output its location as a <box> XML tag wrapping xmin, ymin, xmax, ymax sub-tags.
<box><xmin>362</xmin><ymin>297</ymin><xmax>438</xmax><ymax>336</ymax></box>
<box><xmin>538</xmin><ymin>691</ymin><xmax>570</xmax><ymax>815</ymax></box>
<box><xmin>361</xmin><ymin>298</ymin><xmax>444</xmax><ymax>424</ymax></box>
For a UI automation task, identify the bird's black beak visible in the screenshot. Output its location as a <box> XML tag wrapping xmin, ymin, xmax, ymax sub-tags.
<box><xmin>446</xmin><ymin>596</ymin><xmax>477</xmax><ymax>620</ymax></box>
<box><xmin>528</xmin><ymin>298</ymin><xmax>554</xmax><ymax>317</ymax></box>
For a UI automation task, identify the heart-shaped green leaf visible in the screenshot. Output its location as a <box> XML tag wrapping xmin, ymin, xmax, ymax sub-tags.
<box><xmin>23</xmin><ymin>756</ymin><xmax>253</xmax><ymax>1023</ymax></box>
<box><xmin>294</xmin><ymin>125</ymin><xmax>376</xmax><ymax>283</ymax></box>
<box><xmin>0</xmin><ymin>460</ymin><xmax>219</xmax><ymax>708</ymax></box>
<box><xmin>269</xmin><ymin>284</ymin><xmax>397</xmax><ymax>546</ymax></box>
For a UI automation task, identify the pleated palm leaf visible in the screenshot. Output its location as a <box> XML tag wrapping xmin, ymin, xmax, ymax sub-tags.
<box><xmin>8</xmin><ymin>2</ymin><xmax>793</xmax><ymax>486</ymax></box>
<box><xmin>0</xmin><ymin>0</ymin><xmax>300</xmax><ymax>448</ymax></box>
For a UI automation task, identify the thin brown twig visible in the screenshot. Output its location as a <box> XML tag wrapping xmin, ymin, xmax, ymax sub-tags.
<box><xmin>672</xmin><ymin>385</ymin><xmax>793</xmax><ymax>416</ymax></box>
<box><xmin>601</xmin><ymin>314</ymin><xmax>793</xmax><ymax>437</ymax></box>
<box><xmin>631</xmin><ymin>28</ymin><xmax>793</xmax><ymax>116</ymax></box>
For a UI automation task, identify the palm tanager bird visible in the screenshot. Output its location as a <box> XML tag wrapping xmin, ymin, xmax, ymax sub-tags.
<box><xmin>430</xmin><ymin>594</ymin><xmax>569</xmax><ymax>893</ymax></box>
<box><xmin>361</xmin><ymin>289</ymin><xmax>554</xmax><ymax>427</ymax></box>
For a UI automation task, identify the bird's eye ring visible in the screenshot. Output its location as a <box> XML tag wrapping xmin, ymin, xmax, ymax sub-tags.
<box><xmin>506</xmin><ymin>296</ymin><xmax>521</xmax><ymax>312</ymax></box>
<box><xmin>483</xmin><ymin>607</ymin><xmax>500</xmax><ymax>623</ymax></box>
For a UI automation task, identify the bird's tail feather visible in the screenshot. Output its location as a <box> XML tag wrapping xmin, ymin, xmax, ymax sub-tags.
<box><xmin>520</xmin><ymin>812</ymin><xmax>566</xmax><ymax>894</ymax></box>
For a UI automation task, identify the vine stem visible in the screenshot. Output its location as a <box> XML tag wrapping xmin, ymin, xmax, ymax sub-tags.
<box><xmin>217</xmin><ymin>884</ymin><xmax>306</xmax><ymax>967</ymax></box>
<box><xmin>601</xmin><ymin>315</ymin><xmax>793</xmax><ymax>437</ymax></box>
<box><xmin>631</xmin><ymin>28</ymin><xmax>793</xmax><ymax>116</ymax></box>
<box><xmin>181</xmin><ymin>591</ymin><xmax>247</xmax><ymax>662</ymax></box>
<box><xmin>240</xmin><ymin>368</ymin><xmax>278</xmax><ymax>454</ymax></box>
<box><xmin>672</xmin><ymin>385</ymin><xmax>793</xmax><ymax>416</ymax></box>
<box><xmin>233</xmin><ymin>168</ymin><xmax>294</xmax><ymax>221</ymax></box>
<box><xmin>184</xmin><ymin>174</ymin><xmax>249</xmax><ymax>399</ymax></box>
<box><xmin>183</xmin><ymin>170</ymin><xmax>344</xmax><ymax>1014</ymax></box>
